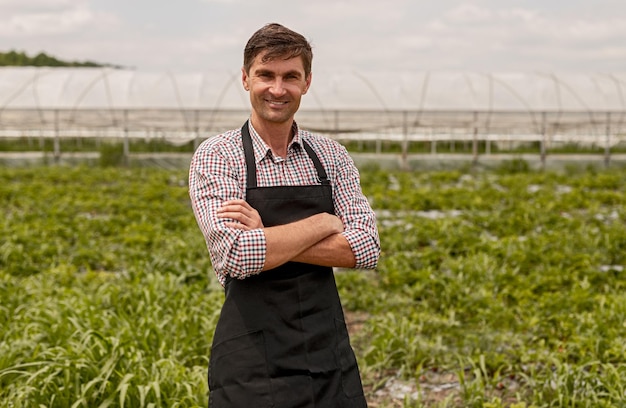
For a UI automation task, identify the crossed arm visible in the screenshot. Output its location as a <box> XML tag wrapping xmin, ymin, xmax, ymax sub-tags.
<box><xmin>217</xmin><ymin>199</ymin><xmax>356</xmax><ymax>271</ymax></box>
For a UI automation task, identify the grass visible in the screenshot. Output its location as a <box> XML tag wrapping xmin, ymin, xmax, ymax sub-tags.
<box><xmin>3</xmin><ymin>136</ymin><xmax>626</xmax><ymax>157</ymax></box>
<box><xmin>1</xmin><ymin>167</ymin><xmax>218</xmax><ymax>406</ymax></box>
<box><xmin>0</xmin><ymin>137</ymin><xmax>198</xmax><ymax>153</ymax></box>
<box><xmin>1</xmin><ymin>164</ymin><xmax>626</xmax><ymax>407</ymax></box>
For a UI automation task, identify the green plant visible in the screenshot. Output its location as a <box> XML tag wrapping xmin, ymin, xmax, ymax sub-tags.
<box><xmin>3</xmin><ymin>166</ymin><xmax>626</xmax><ymax>406</ymax></box>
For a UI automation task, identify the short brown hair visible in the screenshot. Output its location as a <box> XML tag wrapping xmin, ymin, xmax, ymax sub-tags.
<box><xmin>243</xmin><ymin>23</ymin><xmax>313</xmax><ymax>77</ymax></box>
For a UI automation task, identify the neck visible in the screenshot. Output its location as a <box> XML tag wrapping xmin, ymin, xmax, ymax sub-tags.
<box><xmin>250</xmin><ymin>116</ymin><xmax>294</xmax><ymax>158</ymax></box>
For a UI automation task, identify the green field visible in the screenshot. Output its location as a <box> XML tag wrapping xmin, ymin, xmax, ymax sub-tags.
<box><xmin>1</xmin><ymin>164</ymin><xmax>626</xmax><ymax>407</ymax></box>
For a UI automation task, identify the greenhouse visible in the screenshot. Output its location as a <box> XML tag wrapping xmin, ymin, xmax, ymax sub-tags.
<box><xmin>1</xmin><ymin>67</ymin><xmax>625</xmax><ymax>164</ymax></box>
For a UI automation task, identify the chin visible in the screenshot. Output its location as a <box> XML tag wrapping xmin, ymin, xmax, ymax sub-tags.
<box><xmin>262</xmin><ymin>113</ymin><xmax>294</xmax><ymax>124</ymax></box>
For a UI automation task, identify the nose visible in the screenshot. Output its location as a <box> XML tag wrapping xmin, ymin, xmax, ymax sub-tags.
<box><xmin>269</xmin><ymin>78</ymin><xmax>286</xmax><ymax>96</ymax></box>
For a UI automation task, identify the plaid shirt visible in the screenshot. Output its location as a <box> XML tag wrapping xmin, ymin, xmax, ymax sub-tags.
<box><xmin>189</xmin><ymin>121</ymin><xmax>380</xmax><ymax>286</ymax></box>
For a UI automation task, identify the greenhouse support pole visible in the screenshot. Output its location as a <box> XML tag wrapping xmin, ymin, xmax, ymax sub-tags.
<box><xmin>604</xmin><ymin>112</ymin><xmax>611</xmax><ymax>167</ymax></box>
<box><xmin>54</xmin><ymin>109</ymin><xmax>60</xmax><ymax>162</ymax></box>
<box><xmin>431</xmin><ymin>131</ymin><xmax>437</xmax><ymax>155</ymax></box>
<box><xmin>401</xmin><ymin>110</ymin><xmax>409</xmax><ymax>170</ymax></box>
<box><xmin>540</xmin><ymin>112</ymin><xmax>547</xmax><ymax>169</ymax></box>
<box><xmin>39</xmin><ymin>129</ymin><xmax>45</xmax><ymax>151</ymax></box>
<box><xmin>472</xmin><ymin>111</ymin><xmax>479</xmax><ymax>165</ymax></box>
<box><xmin>193</xmin><ymin>109</ymin><xmax>200</xmax><ymax>150</ymax></box>
<box><xmin>123</xmin><ymin>109</ymin><xmax>129</xmax><ymax>165</ymax></box>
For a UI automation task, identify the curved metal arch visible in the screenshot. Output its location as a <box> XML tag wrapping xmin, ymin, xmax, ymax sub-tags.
<box><xmin>202</xmin><ymin>70</ymin><xmax>243</xmax><ymax>133</ymax></box>
<box><xmin>56</xmin><ymin>69</ymin><xmax>75</xmax><ymax>107</ymax></box>
<box><xmin>168</xmin><ymin>71</ymin><xmax>192</xmax><ymax>131</ymax></box>
<box><xmin>127</xmin><ymin>70</ymin><xmax>138</xmax><ymax>106</ymax></box>
<box><xmin>535</xmin><ymin>72</ymin><xmax>564</xmax><ymax>135</ymax></box>
<box><xmin>30</xmin><ymin>69</ymin><xmax>44</xmax><ymax>126</ymax></box>
<box><xmin>1</xmin><ymin>69</ymin><xmax>39</xmax><ymax>109</ymax></box>
<box><xmin>144</xmin><ymin>71</ymin><xmax>191</xmax><ymax>131</ymax></box>
<box><xmin>538</xmin><ymin>72</ymin><xmax>591</xmax><ymax>112</ymax></box>
<box><xmin>603</xmin><ymin>73</ymin><xmax>626</xmax><ymax>130</ymax></box>
<box><xmin>543</xmin><ymin>73</ymin><xmax>600</xmax><ymax>137</ymax></box>
<box><xmin>0</xmin><ymin>69</ymin><xmax>53</xmax><ymax>126</ymax></box>
<box><xmin>463</xmin><ymin>72</ymin><xmax>479</xmax><ymax>110</ymax></box>
<box><xmin>464</xmin><ymin>72</ymin><xmax>493</xmax><ymax>129</ymax></box>
<box><xmin>606</xmin><ymin>73</ymin><xmax>626</xmax><ymax>110</ymax></box>
<box><xmin>305</xmin><ymin>87</ymin><xmax>336</xmax><ymax>132</ymax></box>
<box><xmin>589</xmin><ymin>74</ymin><xmax>611</xmax><ymax>109</ymax></box>
<box><xmin>197</xmin><ymin>71</ymin><xmax>208</xmax><ymax>108</ymax></box>
<box><xmin>352</xmin><ymin>70</ymin><xmax>396</xmax><ymax>132</ymax></box>
<box><xmin>409</xmin><ymin>70</ymin><xmax>430</xmax><ymax>129</ymax></box>
<box><xmin>465</xmin><ymin>72</ymin><xmax>493</xmax><ymax>130</ymax></box>
<box><xmin>69</xmin><ymin>68</ymin><xmax>118</xmax><ymax>126</ymax></box>
<box><xmin>351</xmin><ymin>71</ymin><xmax>390</xmax><ymax>112</ymax></box>
<box><xmin>485</xmin><ymin>72</ymin><xmax>494</xmax><ymax>129</ymax></box>
<box><xmin>481</xmin><ymin>72</ymin><xmax>541</xmax><ymax>135</ymax></box>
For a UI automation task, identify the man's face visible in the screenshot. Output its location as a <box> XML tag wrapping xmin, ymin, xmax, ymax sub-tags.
<box><xmin>242</xmin><ymin>51</ymin><xmax>311</xmax><ymax>127</ymax></box>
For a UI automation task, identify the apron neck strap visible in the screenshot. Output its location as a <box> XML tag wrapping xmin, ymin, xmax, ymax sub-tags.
<box><xmin>241</xmin><ymin>121</ymin><xmax>257</xmax><ymax>188</ymax></box>
<box><xmin>241</xmin><ymin>121</ymin><xmax>330</xmax><ymax>188</ymax></box>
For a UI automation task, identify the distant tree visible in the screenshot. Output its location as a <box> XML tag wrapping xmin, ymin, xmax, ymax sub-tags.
<box><xmin>0</xmin><ymin>50</ymin><xmax>122</xmax><ymax>68</ymax></box>
<box><xmin>0</xmin><ymin>50</ymin><xmax>25</xmax><ymax>66</ymax></box>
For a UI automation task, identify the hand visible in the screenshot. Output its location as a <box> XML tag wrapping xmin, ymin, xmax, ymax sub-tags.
<box><xmin>217</xmin><ymin>199</ymin><xmax>264</xmax><ymax>230</ymax></box>
<box><xmin>320</xmin><ymin>213</ymin><xmax>345</xmax><ymax>235</ymax></box>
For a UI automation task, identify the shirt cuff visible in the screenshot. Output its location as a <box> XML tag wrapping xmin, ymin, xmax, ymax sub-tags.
<box><xmin>219</xmin><ymin>228</ymin><xmax>266</xmax><ymax>281</ymax></box>
<box><xmin>342</xmin><ymin>230</ymin><xmax>380</xmax><ymax>269</ymax></box>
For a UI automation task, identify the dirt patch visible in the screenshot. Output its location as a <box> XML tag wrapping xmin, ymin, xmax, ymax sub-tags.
<box><xmin>344</xmin><ymin>311</ymin><xmax>522</xmax><ymax>407</ymax></box>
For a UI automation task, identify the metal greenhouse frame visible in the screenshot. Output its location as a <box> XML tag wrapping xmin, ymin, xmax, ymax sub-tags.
<box><xmin>1</xmin><ymin>67</ymin><xmax>625</xmax><ymax>167</ymax></box>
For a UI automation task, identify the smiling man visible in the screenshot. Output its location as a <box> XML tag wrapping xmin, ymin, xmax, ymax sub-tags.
<box><xmin>189</xmin><ymin>23</ymin><xmax>380</xmax><ymax>408</ymax></box>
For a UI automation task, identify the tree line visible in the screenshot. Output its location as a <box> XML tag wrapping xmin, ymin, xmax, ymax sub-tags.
<box><xmin>0</xmin><ymin>50</ymin><xmax>121</xmax><ymax>68</ymax></box>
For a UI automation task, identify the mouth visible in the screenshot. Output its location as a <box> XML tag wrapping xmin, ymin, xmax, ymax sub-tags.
<box><xmin>265</xmin><ymin>99</ymin><xmax>289</xmax><ymax>107</ymax></box>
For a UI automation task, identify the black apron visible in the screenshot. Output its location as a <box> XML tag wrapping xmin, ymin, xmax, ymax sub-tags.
<box><xmin>208</xmin><ymin>122</ymin><xmax>367</xmax><ymax>408</ymax></box>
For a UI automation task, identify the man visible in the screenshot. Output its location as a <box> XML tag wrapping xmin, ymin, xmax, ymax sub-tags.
<box><xmin>189</xmin><ymin>23</ymin><xmax>380</xmax><ymax>408</ymax></box>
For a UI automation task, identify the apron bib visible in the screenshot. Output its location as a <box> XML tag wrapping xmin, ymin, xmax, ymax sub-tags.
<box><xmin>208</xmin><ymin>122</ymin><xmax>367</xmax><ymax>408</ymax></box>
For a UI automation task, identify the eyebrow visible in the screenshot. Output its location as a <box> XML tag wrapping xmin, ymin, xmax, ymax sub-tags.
<box><xmin>254</xmin><ymin>68</ymin><xmax>303</xmax><ymax>78</ymax></box>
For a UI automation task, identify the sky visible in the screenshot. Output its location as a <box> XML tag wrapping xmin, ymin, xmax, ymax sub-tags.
<box><xmin>1</xmin><ymin>0</ymin><xmax>625</xmax><ymax>75</ymax></box>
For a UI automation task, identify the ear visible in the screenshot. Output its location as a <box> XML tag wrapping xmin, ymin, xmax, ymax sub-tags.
<box><xmin>241</xmin><ymin>67</ymin><xmax>250</xmax><ymax>91</ymax></box>
<box><xmin>303</xmin><ymin>72</ymin><xmax>312</xmax><ymax>95</ymax></box>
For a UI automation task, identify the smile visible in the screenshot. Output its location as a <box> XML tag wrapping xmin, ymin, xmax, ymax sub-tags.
<box><xmin>266</xmin><ymin>100</ymin><xmax>289</xmax><ymax>106</ymax></box>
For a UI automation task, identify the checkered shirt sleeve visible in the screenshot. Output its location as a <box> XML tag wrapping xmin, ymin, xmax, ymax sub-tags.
<box><xmin>189</xmin><ymin>126</ymin><xmax>380</xmax><ymax>286</ymax></box>
<box><xmin>189</xmin><ymin>129</ymin><xmax>267</xmax><ymax>286</ymax></box>
<box><xmin>325</xmin><ymin>141</ymin><xmax>380</xmax><ymax>271</ymax></box>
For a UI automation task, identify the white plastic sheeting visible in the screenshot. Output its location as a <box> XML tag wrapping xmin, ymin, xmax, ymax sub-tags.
<box><xmin>0</xmin><ymin>68</ymin><xmax>247</xmax><ymax>110</ymax></box>
<box><xmin>0</xmin><ymin>67</ymin><xmax>625</xmax><ymax>145</ymax></box>
<box><xmin>1</xmin><ymin>67</ymin><xmax>625</xmax><ymax>111</ymax></box>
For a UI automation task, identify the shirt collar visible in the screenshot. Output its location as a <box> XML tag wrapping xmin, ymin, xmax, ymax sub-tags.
<box><xmin>247</xmin><ymin>120</ymin><xmax>302</xmax><ymax>164</ymax></box>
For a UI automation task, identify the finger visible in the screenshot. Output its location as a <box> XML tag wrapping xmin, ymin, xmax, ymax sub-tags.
<box><xmin>218</xmin><ymin>204</ymin><xmax>258</xmax><ymax>221</ymax></box>
<box><xmin>217</xmin><ymin>204</ymin><xmax>251</xmax><ymax>215</ymax></box>
<box><xmin>220</xmin><ymin>211</ymin><xmax>264</xmax><ymax>230</ymax></box>
<box><xmin>220</xmin><ymin>199</ymin><xmax>251</xmax><ymax>210</ymax></box>
<box><xmin>217</xmin><ymin>201</ymin><xmax>264</xmax><ymax>229</ymax></box>
<box><xmin>218</xmin><ymin>211</ymin><xmax>252</xmax><ymax>223</ymax></box>
<box><xmin>224</xmin><ymin>221</ymin><xmax>249</xmax><ymax>231</ymax></box>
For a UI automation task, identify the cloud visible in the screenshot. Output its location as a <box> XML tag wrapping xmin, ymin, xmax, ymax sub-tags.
<box><xmin>1</xmin><ymin>9</ymin><xmax>92</xmax><ymax>36</ymax></box>
<box><xmin>0</xmin><ymin>0</ymin><xmax>117</xmax><ymax>37</ymax></box>
<box><xmin>0</xmin><ymin>0</ymin><xmax>80</xmax><ymax>12</ymax></box>
<box><xmin>445</xmin><ymin>3</ymin><xmax>494</xmax><ymax>24</ymax></box>
<box><xmin>300</xmin><ymin>0</ymin><xmax>407</xmax><ymax>23</ymax></box>
<box><xmin>372</xmin><ymin>3</ymin><xmax>626</xmax><ymax>72</ymax></box>
<box><xmin>1</xmin><ymin>0</ymin><xmax>624</xmax><ymax>73</ymax></box>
